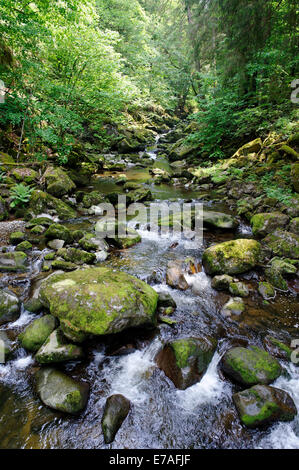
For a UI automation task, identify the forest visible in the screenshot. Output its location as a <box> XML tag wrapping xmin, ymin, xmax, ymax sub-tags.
<box><xmin>0</xmin><ymin>0</ymin><xmax>298</xmax><ymax>451</ymax></box>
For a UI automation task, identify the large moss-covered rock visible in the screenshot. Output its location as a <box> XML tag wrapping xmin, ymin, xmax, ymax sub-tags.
<box><xmin>233</xmin><ymin>385</ymin><xmax>297</xmax><ymax>428</ymax></box>
<box><xmin>169</xmin><ymin>138</ymin><xmax>200</xmax><ymax>162</ymax></box>
<box><xmin>101</xmin><ymin>394</ymin><xmax>131</xmax><ymax>444</ymax></box>
<box><xmin>220</xmin><ymin>346</ymin><xmax>282</xmax><ymax>386</ymax></box>
<box><xmin>28</xmin><ymin>190</ymin><xmax>76</xmax><ymax>220</ymax></box>
<box><xmin>251</xmin><ymin>212</ymin><xmax>289</xmax><ymax>238</ymax></box>
<box><xmin>35</xmin><ymin>328</ymin><xmax>83</xmax><ymax>364</ymax></box>
<box><xmin>35</xmin><ymin>367</ymin><xmax>89</xmax><ymax>414</ymax></box>
<box><xmin>202</xmin><ymin>239</ymin><xmax>261</xmax><ymax>275</ymax></box>
<box><xmin>0</xmin><ymin>289</ymin><xmax>20</xmax><ymax>325</ymax></box>
<box><xmin>11</xmin><ymin>167</ymin><xmax>38</xmax><ymax>184</ymax></box>
<box><xmin>263</xmin><ymin>230</ymin><xmax>299</xmax><ymax>259</ymax></box>
<box><xmin>156</xmin><ymin>336</ymin><xmax>217</xmax><ymax>390</ymax></box>
<box><xmin>39</xmin><ymin>267</ymin><xmax>158</xmax><ymax>336</ymax></box>
<box><xmin>45</xmin><ymin>223</ymin><xmax>72</xmax><ymax>243</ymax></box>
<box><xmin>9</xmin><ymin>231</ymin><xmax>26</xmax><ymax>245</ymax></box>
<box><xmin>0</xmin><ymin>252</ymin><xmax>27</xmax><ymax>273</ymax></box>
<box><xmin>43</xmin><ymin>167</ymin><xmax>76</xmax><ymax>197</ymax></box>
<box><xmin>19</xmin><ymin>315</ymin><xmax>57</xmax><ymax>352</ymax></box>
<box><xmin>291</xmin><ymin>163</ymin><xmax>299</xmax><ymax>193</ymax></box>
<box><xmin>79</xmin><ymin>233</ymin><xmax>109</xmax><ymax>253</ymax></box>
<box><xmin>82</xmin><ymin>191</ymin><xmax>105</xmax><ymax>209</ymax></box>
<box><xmin>233</xmin><ymin>138</ymin><xmax>262</xmax><ymax>157</ymax></box>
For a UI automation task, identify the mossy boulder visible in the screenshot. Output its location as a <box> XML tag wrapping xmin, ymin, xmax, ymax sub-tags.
<box><xmin>291</xmin><ymin>163</ymin><xmax>299</xmax><ymax>193</ymax></box>
<box><xmin>24</xmin><ymin>298</ymin><xmax>43</xmax><ymax>314</ymax></box>
<box><xmin>229</xmin><ymin>282</ymin><xmax>249</xmax><ymax>297</ymax></box>
<box><xmin>220</xmin><ymin>346</ymin><xmax>282</xmax><ymax>386</ymax></box>
<box><xmin>156</xmin><ymin>336</ymin><xmax>217</xmax><ymax>390</ymax></box>
<box><xmin>26</xmin><ymin>216</ymin><xmax>54</xmax><ymax>229</ymax></box>
<box><xmin>233</xmin><ymin>138</ymin><xmax>262</xmax><ymax>157</ymax></box>
<box><xmin>263</xmin><ymin>230</ymin><xmax>299</xmax><ymax>259</ymax></box>
<box><xmin>0</xmin><ymin>252</ymin><xmax>27</xmax><ymax>272</ymax></box>
<box><xmin>169</xmin><ymin>138</ymin><xmax>200</xmax><ymax>162</ymax></box>
<box><xmin>11</xmin><ymin>167</ymin><xmax>38</xmax><ymax>184</ymax></box>
<box><xmin>28</xmin><ymin>190</ymin><xmax>76</xmax><ymax>220</ymax></box>
<box><xmin>19</xmin><ymin>315</ymin><xmax>57</xmax><ymax>352</ymax></box>
<box><xmin>289</xmin><ymin>217</ymin><xmax>299</xmax><ymax>235</ymax></box>
<box><xmin>127</xmin><ymin>188</ymin><xmax>153</xmax><ymax>203</ymax></box>
<box><xmin>258</xmin><ymin>282</ymin><xmax>276</xmax><ymax>300</ymax></box>
<box><xmin>82</xmin><ymin>191</ymin><xmax>105</xmax><ymax>209</ymax></box>
<box><xmin>0</xmin><ymin>331</ymin><xmax>13</xmax><ymax>362</ymax></box>
<box><xmin>0</xmin><ymin>196</ymin><xmax>8</xmax><ymax>221</ymax></box>
<box><xmin>56</xmin><ymin>247</ymin><xmax>96</xmax><ymax>265</ymax></box>
<box><xmin>211</xmin><ymin>274</ymin><xmax>234</xmax><ymax>291</ymax></box>
<box><xmin>202</xmin><ymin>239</ymin><xmax>261</xmax><ymax>275</ymax></box>
<box><xmin>251</xmin><ymin>212</ymin><xmax>289</xmax><ymax>238</ymax></box>
<box><xmin>78</xmin><ymin>233</ymin><xmax>109</xmax><ymax>252</ymax></box>
<box><xmin>263</xmin><ymin>335</ymin><xmax>293</xmax><ymax>362</ymax></box>
<box><xmin>15</xmin><ymin>240</ymin><xmax>32</xmax><ymax>251</ymax></box>
<box><xmin>51</xmin><ymin>260</ymin><xmax>77</xmax><ymax>271</ymax></box>
<box><xmin>101</xmin><ymin>394</ymin><xmax>131</xmax><ymax>444</ymax></box>
<box><xmin>233</xmin><ymin>385</ymin><xmax>297</xmax><ymax>428</ymax></box>
<box><xmin>264</xmin><ymin>257</ymin><xmax>297</xmax><ymax>290</ymax></box>
<box><xmin>45</xmin><ymin>224</ymin><xmax>72</xmax><ymax>243</ymax></box>
<box><xmin>35</xmin><ymin>367</ymin><xmax>89</xmax><ymax>414</ymax></box>
<box><xmin>0</xmin><ymin>152</ymin><xmax>15</xmax><ymax>170</ymax></box>
<box><xmin>35</xmin><ymin>328</ymin><xmax>83</xmax><ymax>364</ymax></box>
<box><xmin>203</xmin><ymin>211</ymin><xmax>238</xmax><ymax>230</ymax></box>
<box><xmin>0</xmin><ymin>289</ymin><xmax>20</xmax><ymax>325</ymax></box>
<box><xmin>39</xmin><ymin>267</ymin><xmax>158</xmax><ymax>336</ymax></box>
<box><xmin>9</xmin><ymin>231</ymin><xmax>26</xmax><ymax>245</ymax></box>
<box><xmin>43</xmin><ymin>167</ymin><xmax>76</xmax><ymax>197</ymax></box>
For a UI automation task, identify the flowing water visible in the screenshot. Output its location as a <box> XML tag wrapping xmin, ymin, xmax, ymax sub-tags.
<box><xmin>0</xmin><ymin>136</ymin><xmax>298</xmax><ymax>449</ymax></box>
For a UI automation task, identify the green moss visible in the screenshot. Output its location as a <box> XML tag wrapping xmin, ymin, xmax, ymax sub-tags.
<box><xmin>242</xmin><ymin>400</ymin><xmax>278</xmax><ymax>427</ymax></box>
<box><xmin>16</xmin><ymin>240</ymin><xmax>32</xmax><ymax>251</ymax></box>
<box><xmin>19</xmin><ymin>315</ymin><xmax>56</xmax><ymax>352</ymax></box>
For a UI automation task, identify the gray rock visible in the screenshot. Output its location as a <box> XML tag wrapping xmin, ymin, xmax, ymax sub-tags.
<box><xmin>101</xmin><ymin>394</ymin><xmax>131</xmax><ymax>444</ymax></box>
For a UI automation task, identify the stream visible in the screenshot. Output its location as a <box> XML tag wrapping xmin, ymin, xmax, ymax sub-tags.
<box><xmin>0</xmin><ymin>135</ymin><xmax>298</xmax><ymax>449</ymax></box>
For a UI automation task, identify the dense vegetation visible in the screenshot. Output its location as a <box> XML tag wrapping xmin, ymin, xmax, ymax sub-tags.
<box><xmin>0</xmin><ymin>0</ymin><xmax>298</xmax><ymax>163</ymax></box>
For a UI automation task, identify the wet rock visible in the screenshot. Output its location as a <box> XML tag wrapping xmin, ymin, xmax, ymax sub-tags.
<box><xmin>79</xmin><ymin>233</ymin><xmax>109</xmax><ymax>252</ymax></box>
<box><xmin>263</xmin><ymin>230</ymin><xmax>299</xmax><ymax>259</ymax></box>
<box><xmin>43</xmin><ymin>166</ymin><xmax>76</xmax><ymax>197</ymax></box>
<box><xmin>258</xmin><ymin>282</ymin><xmax>276</xmax><ymax>300</ymax></box>
<box><xmin>220</xmin><ymin>346</ymin><xmax>282</xmax><ymax>386</ymax></box>
<box><xmin>56</xmin><ymin>247</ymin><xmax>96</xmax><ymax>265</ymax></box>
<box><xmin>35</xmin><ymin>328</ymin><xmax>83</xmax><ymax>364</ymax></box>
<box><xmin>221</xmin><ymin>297</ymin><xmax>245</xmax><ymax>318</ymax></box>
<box><xmin>263</xmin><ymin>335</ymin><xmax>293</xmax><ymax>362</ymax></box>
<box><xmin>251</xmin><ymin>212</ymin><xmax>289</xmax><ymax>238</ymax></box>
<box><xmin>166</xmin><ymin>260</ymin><xmax>189</xmax><ymax>290</ymax></box>
<box><xmin>211</xmin><ymin>274</ymin><xmax>234</xmax><ymax>291</ymax></box>
<box><xmin>27</xmin><ymin>190</ymin><xmax>76</xmax><ymax>220</ymax></box>
<box><xmin>9</xmin><ymin>231</ymin><xmax>26</xmax><ymax>245</ymax></box>
<box><xmin>45</xmin><ymin>224</ymin><xmax>72</xmax><ymax>243</ymax></box>
<box><xmin>39</xmin><ymin>267</ymin><xmax>158</xmax><ymax>336</ymax></box>
<box><xmin>289</xmin><ymin>217</ymin><xmax>299</xmax><ymax>235</ymax></box>
<box><xmin>102</xmin><ymin>394</ymin><xmax>131</xmax><ymax>444</ymax></box>
<box><xmin>0</xmin><ymin>289</ymin><xmax>20</xmax><ymax>325</ymax></box>
<box><xmin>157</xmin><ymin>292</ymin><xmax>177</xmax><ymax>310</ymax></box>
<box><xmin>229</xmin><ymin>282</ymin><xmax>249</xmax><ymax>297</ymax></box>
<box><xmin>35</xmin><ymin>367</ymin><xmax>89</xmax><ymax>414</ymax></box>
<box><xmin>19</xmin><ymin>315</ymin><xmax>57</xmax><ymax>352</ymax></box>
<box><xmin>265</xmin><ymin>257</ymin><xmax>297</xmax><ymax>290</ymax></box>
<box><xmin>156</xmin><ymin>336</ymin><xmax>217</xmax><ymax>390</ymax></box>
<box><xmin>202</xmin><ymin>239</ymin><xmax>261</xmax><ymax>275</ymax></box>
<box><xmin>203</xmin><ymin>211</ymin><xmax>238</xmax><ymax>230</ymax></box>
<box><xmin>233</xmin><ymin>385</ymin><xmax>297</xmax><ymax>428</ymax></box>
<box><xmin>24</xmin><ymin>298</ymin><xmax>44</xmax><ymax>314</ymax></box>
<box><xmin>0</xmin><ymin>331</ymin><xmax>14</xmax><ymax>361</ymax></box>
<box><xmin>47</xmin><ymin>239</ymin><xmax>65</xmax><ymax>250</ymax></box>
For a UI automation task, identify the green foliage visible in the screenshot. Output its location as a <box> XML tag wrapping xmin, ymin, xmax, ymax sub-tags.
<box><xmin>10</xmin><ymin>184</ymin><xmax>34</xmax><ymax>208</ymax></box>
<box><xmin>0</xmin><ymin>171</ymin><xmax>6</xmax><ymax>183</ymax></box>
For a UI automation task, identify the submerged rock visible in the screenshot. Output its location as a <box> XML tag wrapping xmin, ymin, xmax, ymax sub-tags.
<box><xmin>202</xmin><ymin>239</ymin><xmax>261</xmax><ymax>275</ymax></box>
<box><xmin>233</xmin><ymin>385</ymin><xmax>297</xmax><ymax>428</ymax></box>
<box><xmin>250</xmin><ymin>212</ymin><xmax>289</xmax><ymax>238</ymax></box>
<box><xmin>39</xmin><ymin>267</ymin><xmax>158</xmax><ymax>336</ymax></box>
<box><xmin>156</xmin><ymin>336</ymin><xmax>217</xmax><ymax>390</ymax></box>
<box><xmin>220</xmin><ymin>346</ymin><xmax>282</xmax><ymax>386</ymax></box>
<box><xmin>0</xmin><ymin>289</ymin><xmax>20</xmax><ymax>325</ymax></box>
<box><xmin>258</xmin><ymin>282</ymin><xmax>276</xmax><ymax>300</ymax></box>
<box><xmin>35</xmin><ymin>328</ymin><xmax>83</xmax><ymax>364</ymax></box>
<box><xmin>221</xmin><ymin>297</ymin><xmax>245</xmax><ymax>318</ymax></box>
<box><xmin>19</xmin><ymin>315</ymin><xmax>57</xmax><ymax>352</ymax></box>
<box><xmin>35</xmin><ymin>367</ymin><xmax>89</xmax><ymax>414</ymax></box>
<box><xmin>101</xmin><ymin>394</ymin><xmax>131</xmax><ymax>444</ymax></box>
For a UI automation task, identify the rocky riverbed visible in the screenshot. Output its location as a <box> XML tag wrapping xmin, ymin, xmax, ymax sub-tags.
<box><xmin>0</xmin><ymin>127</ymin><xmax>298</xmax><ymax>449</ymax></box>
